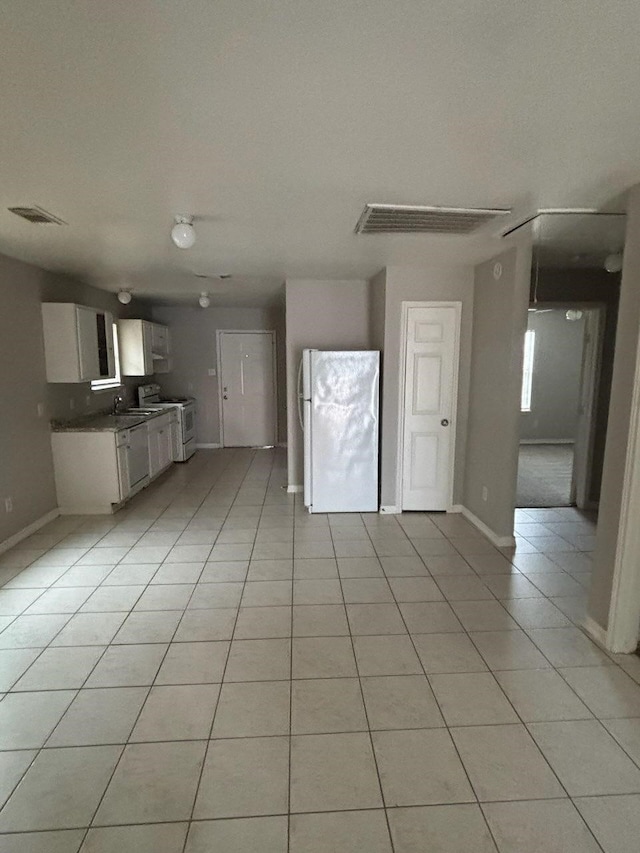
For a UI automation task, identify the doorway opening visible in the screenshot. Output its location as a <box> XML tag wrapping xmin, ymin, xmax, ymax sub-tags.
<box><xmin>516</xmin><ymin>304</ymin><xmax>604</xmax><ymax>510</ymax></box>
<box><xmin>216</xmin><ymin>330</ymin><xmax>277</xmax><ymax>447</ymax></box>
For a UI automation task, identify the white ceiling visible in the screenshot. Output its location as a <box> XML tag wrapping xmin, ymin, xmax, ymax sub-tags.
<box><xmin>1</xmin><ymin>1</ymin><xmax>639</xmax><ymax>305</ymax></box>
<box><xmin>533</xmin><ymin>213</ymin><xmax>627</xmax><ymax>269</ymax></box>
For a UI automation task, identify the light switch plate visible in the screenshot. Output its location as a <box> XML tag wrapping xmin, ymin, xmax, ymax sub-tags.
<box><xmin>208</xmin><ymin>368</ymin><xmax>216</xmax><ymax>376</ymax></box>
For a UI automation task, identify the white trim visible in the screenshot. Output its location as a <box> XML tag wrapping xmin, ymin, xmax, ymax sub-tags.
<box><xmin>196</xmin><ymin>443</ymin><xmax>222</xmax><ymax>449</ymax></box>
<box><xmin>58</xmin><ymin>503</ymin><xmax>118</xmax><ymax>515</ymax></box>
<box><xmin>380</xmin><ymin>505</ymin><xmax>401</xmax><ymax>514</ymax></box>
<box><xmin>519</xmin><ymin>439</ymin><xmax>575</xmax><ymax>445</ymax></box>
<box><xmin>460</xmin><ymin>505</ymin><xmax>516</xmax><ymax>548</ymax></box>
<box><xmin>0</xmin><ymin>508</ymin><xmax>60</xmax><ymax>556</ymax></box>
<box><xmin>604</xmin><ymin>321</ymin><xmax>640</xmax><ymax>653</ymax></box>
<box><xmin>216</xmin><ymin>329</ymin><xmax>278</xmax><ymax>448</ymax></box>
<box><xmin>396</xmin><ymin>301</ymin><xmax>462</xmax><ymax>512</ymax></box>
<box><xmin>287</xmin><ymin>485</ymin><xmax>303</xmax><ymax>493</ymax></box>
<box><xmin>277</xmin><ymin>442</ymin><xmax>288</xmax><ymax>448</ymax></box>
<box><xmin>582</xmin><ymin>615</ymin><xmax>609</xmax><ymax>649</ymax></box>
<box><xmin>448</xmin><ymin>504</ymin><xmax>464</xmax><ymax>513</ymax></box>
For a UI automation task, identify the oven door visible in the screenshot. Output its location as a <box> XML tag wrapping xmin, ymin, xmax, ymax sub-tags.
<box><xmin>181</xmin><ymin>402</ymin><xmax>196</xmax><ymax>444</ymax></box>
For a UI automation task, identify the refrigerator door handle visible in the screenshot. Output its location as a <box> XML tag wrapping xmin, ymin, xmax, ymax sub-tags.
<box><xmin>297</xmin><ymin>356</ymin><xmax>304</xmax><ymax>431</ymax></box>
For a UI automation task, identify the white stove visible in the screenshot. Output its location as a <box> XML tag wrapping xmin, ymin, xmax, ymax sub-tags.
<box><xmin>137</xmin><ymin>383</ymin><xmax>196</xmax><ymax>461</ymax></box>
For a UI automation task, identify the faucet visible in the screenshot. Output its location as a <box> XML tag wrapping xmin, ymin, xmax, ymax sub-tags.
<box><xmin>112</xmin><ymin>394</ymin><xmax>125</xmax><ymax>415</ymax></box>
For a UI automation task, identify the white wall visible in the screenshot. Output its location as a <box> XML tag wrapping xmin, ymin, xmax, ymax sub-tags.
<box><xmin>378</xmin><ymin>265</ymin><xmax>474</xmax><ymax>509</ymax></box>
<box><xmin>152</xmin><ymin>304</ymin><xmax>287</xmax><ymax>446</ymax></box>
<box><xmin>520</xmin><ymin>309</ymin><xmax>585</xmax><ymax>442</ymax></box>
<box><xmin>463</xmin><ymin>234</ymin><xmax>533</xmax><ymax>540</ymax></box>
<box><xmin>285</xmin><ymin>280</ymin><xmax>371</xmax><ymax>487</ymax></box>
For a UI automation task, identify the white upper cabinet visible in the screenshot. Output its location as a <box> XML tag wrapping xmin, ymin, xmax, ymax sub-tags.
<box><xmin>118</xmin><ymin>320</ymin><xmax>171</xmax><ymax>376</ymax></box>
<box><xmin>42</xmin><ymin>303</ymin><xmax>115</xmax><ymax>383</ymax></box>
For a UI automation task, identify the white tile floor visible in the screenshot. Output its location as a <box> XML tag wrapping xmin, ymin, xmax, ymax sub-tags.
<box><xmin>0</xmin><ymin>449</ymin><xmax>638</xmax><ymax>852</ymax></box>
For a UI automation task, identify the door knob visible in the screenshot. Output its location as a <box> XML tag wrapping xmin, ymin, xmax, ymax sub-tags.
<box><xmin>223</xmin><ymin>395</ymin><xmax>228</xmax><ymax>400</ymax></box>
<box><xmin>441</xmin><ymin>418</ymin><xmax>449</xmax><ymax>427</ymax></box>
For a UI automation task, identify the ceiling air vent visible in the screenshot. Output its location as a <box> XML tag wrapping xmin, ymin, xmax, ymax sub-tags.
<box><xmin>8</xmin><ymin>205</ymin><xmax>67</xmax><ymax>225</ymax></box>
<box><xmin>355</xmin><ymin>204</ymin><xmax>510</xmax><ymax>235</ymax></box>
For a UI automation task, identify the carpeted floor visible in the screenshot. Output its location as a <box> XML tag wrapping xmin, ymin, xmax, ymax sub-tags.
<box><xmin>516</xmin><ymin>443</ymin><xmax>574</xmax><ymax>507</ymax></box>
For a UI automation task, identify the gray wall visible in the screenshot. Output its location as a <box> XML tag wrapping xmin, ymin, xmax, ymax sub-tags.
<box><xmin>0</xmin><ymin>251</ymin><xmax>144</xmax><ymax>544</ymax></box>
<box><xmin>589</xmin><ymin>185</ymin><xmax>640</xmax><ymax>631</ymax></box>
<box><xmin>152</xmin><ymin>304</ymin><xmax>287</xmax><ymax>447</ymax></box>
<box><xmin>520</xmin><ymin>309</ymin><xmax>585</xmax><ymax>442</ymax></box>
<box><xmin>463</xmin><ymin>235</ymin><xmax>533</xmax><ymax>539</ymax></box>
<box><xmin>378</xmin><ymin>265</ymin><xmax>474</xmax><ymax>509</ymax></box>
<box><xmin>285</xmin><ymin>279</ymin><xmax>371</xmax><ymax>487</ymax></box>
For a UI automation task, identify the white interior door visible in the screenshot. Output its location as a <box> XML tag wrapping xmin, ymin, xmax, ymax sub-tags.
<box><xmin>219</xmin><ymin>331</ymin><xmax>277</xmax><ymax>447</ymax></box>
<box><xmin>401</xmin><ymin>304</ymin><xmax>460</xmax><ymax>511</ymax></box>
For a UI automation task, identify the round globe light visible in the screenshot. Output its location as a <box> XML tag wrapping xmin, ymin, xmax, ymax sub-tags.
<box><xmin>171</xmin><ymin>217</ymin><xmax>196</xmax><ymax>249</ymax></box>
<box><xmin>198</xmin><ymin>292</ymin><xmax>211</xmax><ymax>308</ymax></box>
<box><xmin>604</xmin><ymin>252</ymin><xmax>623</xmax><ymax>273</ymax></box>
<box><xmin>117</xmin><ymin>289</ymin><xmax>132</xmax><ymax>304</ymax></box>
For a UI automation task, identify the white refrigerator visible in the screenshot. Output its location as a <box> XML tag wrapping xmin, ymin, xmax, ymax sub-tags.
<box><xmin>299</xmin><ymin>349</ymin><xmax>380</xmax><ymax>513</ymax></box>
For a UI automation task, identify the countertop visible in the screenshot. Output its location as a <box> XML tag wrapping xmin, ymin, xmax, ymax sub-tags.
<box><xmin>51</xmin><ymin>409</ymin><xmax>167</xmax><ymax>433</ymax></box>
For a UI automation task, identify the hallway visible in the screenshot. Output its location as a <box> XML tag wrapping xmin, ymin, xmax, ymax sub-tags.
<box><xmin>0</xmin><ymin>448</ymin><xmax>638</xmax><ymax>852</ymax></box>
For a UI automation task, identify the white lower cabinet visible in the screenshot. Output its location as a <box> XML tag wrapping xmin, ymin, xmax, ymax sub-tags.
<box><xmin>52</xmin><ymin>415</ymin><xmax>174</xmax><ymax>515</ymax></box>
<box><xmin>147</xmin><ymin>413</ymin><xmax>173</xmax><ymax>479</ymax></box>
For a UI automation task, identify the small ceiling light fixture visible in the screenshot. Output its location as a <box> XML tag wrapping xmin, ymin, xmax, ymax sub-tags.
<box><xmin>565</xmin><ymin>309</ymin><xmax>584</xmax><ymax>322</ymax></box>
<box><xmin>604</xmin><ymin>252</ymin><xmax>623</xmax><ymax>273</ymax></box>
<box><xmin>198</xmin><ymin>292</ymin><xmax>211</xmax><ymax>308</ymax></box>
<box><xmin>117</xmin><ymin>289</ymin><xmax>132</xmax><ymax>304</ymax></box>
<box><xmin>171</xmin><ymin>215</ymin><xmax>196</xmax><ymax>249</ymax></box>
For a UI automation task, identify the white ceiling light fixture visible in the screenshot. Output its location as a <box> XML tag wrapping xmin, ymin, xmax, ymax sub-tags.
<box><xmin>604</xmin><ymin>252</ymin><xmax>623</xmax><ymax>273</ymax></box>
<box><xmin>566</xmin><ymin>309</ymin><xmax>584</xmax><ymax>321</ymax></box>
<box><xmin>171</xmin><ymin>215</ymin><xmax>196</xmax><ymax>249</ymax></box>
<box><xmin>117</xmin><ymin>289</ymin><xmax>132</xmax><ymax>304</ymax></box>
<box><xmin>198</xmin><ymin>292</ymin><xmax>211</xmax><ymax>308</ymax></box>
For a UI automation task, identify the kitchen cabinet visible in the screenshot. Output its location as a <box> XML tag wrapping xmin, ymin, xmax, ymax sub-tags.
<box><xmin>52</xmin><ymin>427</ymin><xmax>148</xmax><ymax>514</ymax></box>
<box><xmin>42</xmin><ymin>303</ymin><xmax>115</xmax><ymax>383</ymax></box>
<box><xmin>169</xmin><ymin>410</ymin><xmax>181</xmax><ymax>461</ymax></box>
<box><xmin>118</xmin><ymin>319</ymin><xmax>171</xmax><ymax>376</ymax></box>
<box><xmin>148</xmin><ymin>412</ymin><xmax>173</xmax><ymax>479</ymax></box>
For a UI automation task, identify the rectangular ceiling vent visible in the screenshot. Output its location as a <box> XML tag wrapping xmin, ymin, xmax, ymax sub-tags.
<box><xmin>8</xmin><ymin>205</ymin><xmax>67</xmax><ymax>225</ymax></box>
<box><xmin>355</xmin><ymin>203</ymin><xmax>510</xmax><ymax>235</ymax></box>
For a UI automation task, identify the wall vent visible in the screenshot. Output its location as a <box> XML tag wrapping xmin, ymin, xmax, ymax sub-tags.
<box><xmin>355</xmin><ymin>203</ymin><xmax>510</xmax><ymax>235</ymax></box>
<box><xmin>8</xmin><ymin>205</ymin><xmax>67</xmax><ymax>225</ymax></box>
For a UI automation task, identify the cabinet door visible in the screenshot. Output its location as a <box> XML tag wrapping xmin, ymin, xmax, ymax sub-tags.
<box><xmin>170</xmin><ymin>414</ymin><xmax>181</xmax><ymax>461</ymax></box>
<box><xmin>148</xmin><ymin>427</ymin><xmax>161</xmax><ymax>478</ymax></box>
<box><xmin>116</xmin><ymin>440</ymin><xmax>130</xmax><ymax>500</ymax></box>
<box><xmin>76</xmin><ymin>307</ymin><xmax>100</xmax><ymax>380</ymax></box>
<box><xmin>142</xmin><ymin>322</ymin><xmax>154</xmax><ymax>375</ymax></box>
<box><xmin>96</xmin><ymin>311</ymin><xmax>116</xmax><ymax>378</ymax></box>
<box><xmin>158</xmin><ymin>423</ymin><xmax>173</xmax><ymax>470</ymax></box>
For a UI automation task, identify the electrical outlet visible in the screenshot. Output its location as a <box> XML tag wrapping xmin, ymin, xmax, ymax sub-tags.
<box><xmin>85</xmin><ymin>395</ymin><xmax>91</xmax><ymax>406</ymax></box>
<box><xmin>482</xmin><ymin>486</ymin><xmax>488</xmax><ymax>502</ymax></box>
<box><xmin>37</xmin><ymin>402</ymin><xmax>45</xmax><ymax>418</ymax></box>
<box><xmin>208</xmin><ymin>368</ymin><xmax>217</xmax><ymax>377</ymax></box>
<box><xmin>69</xmin><ymin>398</ymin><xmax>75</xmax><ymax>410</ymax></box>
<box><xmin>5</xmin><ymin>497</ymin><xmax>13</xmax><ymax>513</ymax></box>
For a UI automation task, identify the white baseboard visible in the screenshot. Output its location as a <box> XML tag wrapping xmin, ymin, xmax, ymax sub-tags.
<box><xmin>287</xmin><ymin>485</ymin><xmax>303</xmax><ymax>493</ymax></box>
<box><xmin>0</xmin><ymin>508</ymin><xmax>60</xmax><ymax>556</ymax></box>
<box><xmin>277</xmin><ymin>442</ymin><xmax>288</xmax><ymax>448</ymax></box>
<box><xmin>520</xmin><ymin>439</ymin><xmax>575</xmax><ymax>445</ymax></box>
<box><xmin>58</xmin><ymin>504</ymin><xmax>117</xmax><ymax>516</ymax></box>
<box><xmin>460</xmin><ymin>506</ymin><xmax>516</xmax><ymax>548</ymax></box>
<box><xmin>380</xmin><ymin>505</ymin><xmax>401</xmax><ymax>514</ymax></box>
<box><xmin>448</xmin><ymin>504</ymin><xmax>464</xmax><ymax>513</ymax></box>
<box><xmin>582</xmin><ymin>615</ymin><xmax>609</xmax><ymax>649</ymax></box>
<box><xmin>196</xmin><ymin>443</ymin><xmax>222</xmax><ymax>449</ymax></box>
